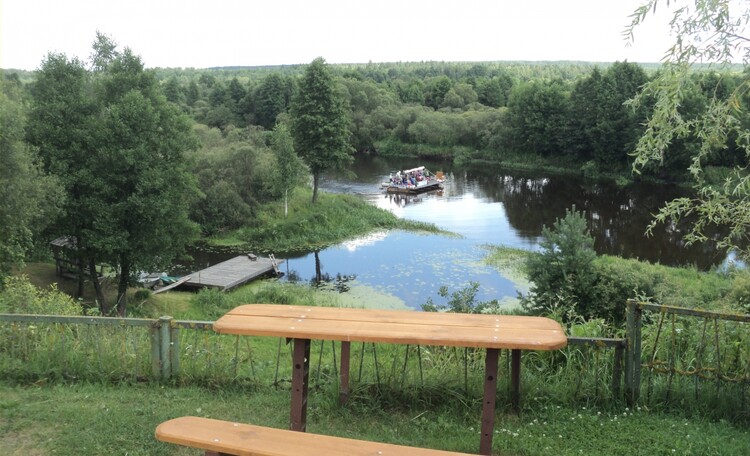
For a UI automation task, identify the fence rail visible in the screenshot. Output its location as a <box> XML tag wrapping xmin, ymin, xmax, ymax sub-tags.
<box><xmin>1</xmin><ymin>303</ymin><xmax>748</xmax><ymax>422</ymax></box>
<box><xmin>624</xmin><ymin>300</ymin><xmax>750</xmax><ymax>416</ymax></box>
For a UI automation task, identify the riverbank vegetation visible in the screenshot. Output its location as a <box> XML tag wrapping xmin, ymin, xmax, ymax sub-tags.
<box><xmin>211</xmin><ymin>187</ymin><xmax>448</xmax><ymax>253</ymax></box>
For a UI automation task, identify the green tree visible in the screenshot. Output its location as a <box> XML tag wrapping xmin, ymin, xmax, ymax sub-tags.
<box><xmin>163</xmin><ymin>76</ymin><xmax>182</xmax><ymax>104</ymax></box>
<box><xmin>290</xmin><ymin>57</ymin><xmax>352</xmax><ymax>204</ymax></box>
<box><xmin>506</xmin><ymin>80</ymin><xmax>568</xmax><ymax>156</ymax></box>
<box><xmin>26</xmin><ymin>53</ymin><xmax>97</xmax><ymax>299</ymax></box>
<box><xmin>88</xmin><ymin>30</ymin><xmax>119</xmax><ymax>72</ymax></box>
<box><xmin>423</xmin><ymin>75</ymin><xmax>452</xmax><ymax>109</ymax></box>
<box><xmin>254</xmin><ymin>73</ymin><xmax>291</xmax><ymax>130</ymax></box>
<box><xmin>627</xmin><ymin>0</ymin><xmax>750</xmax><ymax>258</ymax></box>
<box><xmin>523</xmin><ymin>208</ymin><xmax>597</xmax><ymax>324</ymax></box>
<box><xmin>92</xmin><ymin>48</ymin><xmax>200</xmax><ymax>315</ymax></box>
<box><xmin>271</xmin><ymin>123</ymin><xmax>306</xmax><ymax>217</ymax></box>
<box><xmin>0</xmin><ymin>79</ymin><xmax>61</xmax><ymax>283</ymax></box>
<box><xmin>27</xmin><ymin>39</ymin><xmax>199</xmax><ymax>316</ymax></box>
<box><xmin>185</xmin><ymin>80</ymin><xmax>200</xmax><ymax>107</ymax></box>
<box><xmin>476</xmin><ymin>77</ymin><xmax>504</xmax><ymax>107</ymax></box>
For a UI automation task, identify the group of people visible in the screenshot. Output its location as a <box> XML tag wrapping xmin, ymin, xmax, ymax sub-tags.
<box><xmin>390</xmin><ymin>168</ymin><xmax>430</xmax><ymax>187</ymax></box>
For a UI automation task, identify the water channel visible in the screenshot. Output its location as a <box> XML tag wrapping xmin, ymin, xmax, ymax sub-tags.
<box><xmin>184</xmin><ymin>155</ymin><xmax>730</xmax><ymax>311</ymax></box>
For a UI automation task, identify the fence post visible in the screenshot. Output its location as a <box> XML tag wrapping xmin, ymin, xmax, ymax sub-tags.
<box><xmin>159</xmin><ymin>316</ymin><xmax>173</xmax><ymax>380</ymax></box>
<box><xmin>150</xmin><ymin>321</ymin><xmax>161</xmax><ymax>378</ymax></box>
<box><xmin>612</xmin><ymin>342</ymin><xmax>624</xmax><ymax>398</ymax></box>
<box><xmin>170</xmin><ymin>324</ymin><xmax>180</xmax><ymax>378</ymax></box>
<box><xmin>625</xmin><ymin>300</ymin><xmax>642</xmax><ymax>405</ymax></box>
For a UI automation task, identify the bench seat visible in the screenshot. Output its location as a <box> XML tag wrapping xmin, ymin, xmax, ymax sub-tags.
<box><xmin>156</xmin><ymin>416</ymin><xmax>476</xmax><ymax>456</ymax></box>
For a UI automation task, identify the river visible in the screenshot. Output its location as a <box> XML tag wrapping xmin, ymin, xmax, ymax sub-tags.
<box><xmin>183</xmin><ymin>155</ymin><xmax>731</xmax><ymax>311</ymax></box>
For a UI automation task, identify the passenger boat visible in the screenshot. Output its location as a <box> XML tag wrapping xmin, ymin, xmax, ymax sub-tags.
<box><xmin>381</xmin><ymin>166</ymin><xmax>444</xmax><ymax>194</ymax></box>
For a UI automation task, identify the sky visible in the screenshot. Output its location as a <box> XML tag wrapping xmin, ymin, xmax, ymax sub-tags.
<box><xmin>0</xmin><ymin>0</ymin><xmax>675</xmax><ymax>71</ymax></box>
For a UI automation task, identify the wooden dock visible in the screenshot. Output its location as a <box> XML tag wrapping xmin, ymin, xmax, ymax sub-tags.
<box><xmin>181</xmin><ymin>255</ymin><xmax>283</xmax><ymax>292</ymax></box>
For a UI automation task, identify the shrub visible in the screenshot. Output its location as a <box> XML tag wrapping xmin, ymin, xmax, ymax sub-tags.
<box><xmin>0</xmin><ymin>275</ymin><xmax>83</xmax><ymax>315</ymax></box>
<box><xmin>422</xmin><ymin>282</ymin><xmax>502</xmax><ymax>314</ymax></box>
<box><xmin>522</xmin><ymin>208</ymin><xmax>597</xmax><ymax>324</ymax></box>
<box><xmin>722</xmin><ymin>269</ymin><xmax>750</xmax><ymax>314</ymax></box>
<box><xmin>191</xmin><ymin>287</ymin><xmax>228</xmax><ymax>319</ymax></box>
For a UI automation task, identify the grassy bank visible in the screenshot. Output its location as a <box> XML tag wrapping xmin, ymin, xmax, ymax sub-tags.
<box><xmin>2</xmin><ymin>382</ymin><xmax>748</xmax><ymax>455</ymax></box>
<box><xmin>208</xmin><ymin>188</ymin><xmax>449</xmax><ymax>252</ymax></box>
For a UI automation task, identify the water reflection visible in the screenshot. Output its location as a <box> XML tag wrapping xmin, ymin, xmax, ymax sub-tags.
<box><xmin>332</xmin><ymin>156</ymin><xmax>728</xmax><ymax>269</ymax></box>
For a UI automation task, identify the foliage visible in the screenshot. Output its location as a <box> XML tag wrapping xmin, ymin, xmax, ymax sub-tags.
<box><xmin>253</xmin><ymin>73</ymin><xmax>295</xmax><ymax>129</ymax></box>
<box><xmin>230</xmin><ymin>189</ymin><xmax>442</xmax><ymax>253</ymax></box>
<box><xmin>627</xmin><ymin>0</ymin><xmax>750</xmax><ymax>260</ymax></box>
<box><xmin>290</xmin><ymin>57</ymin><xmax>353</xmax><ymax>203</ymax></box>
<box><xmin>421</xmin><ymin>282</ymin><xmax>502</xmax><ymax>314</ymax></box>
<box><xmin>189</xmin><ymin>125</ymin><xmax>286</xmax><ymax>234</ymax></box>
<box><xmin>720</xmin><ymin>268</ymin><xmax>750</xmax><ymax>314</ymax></box>
<box><xmin>25</xmin><ymin>37</ymin><xmax>200</xmax><ymax>316</ymax></box>
<box><xmin>190</xmin><ymin>287</ymin><xmax>228</xmax><ymax>320</ymax></box>
<box><xmin>0</xmin><ymin>275</ymin><xmax>83</xmax><ymax>315</ymax></box>
<box><xmin>505</xmin><ymin>80</ymin><xmax>569</xmax><ymax>156</ymax></box>
<box><xmin>522</xmin><ymin>208</ymin><xmax>598</xmax><ymax>324</ymax></box>
<box><xmin>271</xmin><ymin>123</ymin><xmax>307</xmax><ymax>217</ymax></box>
<box><xmin>0</xmin><ymin>78</ymin><xmax>62</xmax><ymax>283</ymax></box>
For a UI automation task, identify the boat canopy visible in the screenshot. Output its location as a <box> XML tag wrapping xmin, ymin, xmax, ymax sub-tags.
<box><xmin>401</xmin><ymin>166</ymin><xmax>425</xmax><ymax>174</ymax></box>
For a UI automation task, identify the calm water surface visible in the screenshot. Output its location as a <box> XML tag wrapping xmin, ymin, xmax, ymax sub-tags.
<box><xmin>184</xmin><ymin>156</ymin><xmax>729</xmax><ymax>310</ymax></box>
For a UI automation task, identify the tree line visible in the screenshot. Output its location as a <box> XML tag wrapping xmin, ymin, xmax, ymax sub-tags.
<box><xmin>156</xmin><ymin>57</ymin><xmax>744</xmax><ymax>180</ymax></box>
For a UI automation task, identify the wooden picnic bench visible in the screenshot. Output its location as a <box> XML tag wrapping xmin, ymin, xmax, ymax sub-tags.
<box><xmin>210</xmin><ymin>304</ymin><xmax>567</xmax><ymax>455</ymax></box>
<box><xmin>156</xmin><ymin>416</ymin><xmax>476</xmax><ymax>456</ymax></box>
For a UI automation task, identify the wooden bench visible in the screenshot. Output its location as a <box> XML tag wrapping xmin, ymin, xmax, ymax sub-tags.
<box><xmin>156</xmin><ymin>416</ymin><xmax>475</xmax><ymax>456</ymax></box>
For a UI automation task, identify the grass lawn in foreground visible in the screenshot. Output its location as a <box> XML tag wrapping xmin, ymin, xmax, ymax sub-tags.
<box><xmin>1</xmin><ymin>382</ymin><xmax>748</xmax><ymax>456</ymax></box>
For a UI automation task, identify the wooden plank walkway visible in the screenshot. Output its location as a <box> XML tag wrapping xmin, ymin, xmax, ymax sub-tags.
<box><xmin>182</xmin><ymin>255</ymin><xmax>283</xmax><ymax>292</ymax></box>
<box><xmin>152</xmin><ymin>275</ymin><xmax>192</xmax><ymax>295</ymax></box>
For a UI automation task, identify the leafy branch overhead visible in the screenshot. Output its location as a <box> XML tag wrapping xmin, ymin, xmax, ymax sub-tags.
<box><xmin>627</xmin><ymin>0</ymin><xmax>750</xmax><ymax>258</ymax></box>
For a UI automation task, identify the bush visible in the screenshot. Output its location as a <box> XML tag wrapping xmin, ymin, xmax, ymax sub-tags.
<box><xmin>0</xmin><ymin>275</ymin><xmax>83</xmax><ymax>315</ymax></box>
<box><xmin>191</xmin><ymin>287</ymin><xmax>228</xmax><ymax>319</ymax></box>
<box><xmin>421</xmin><ymin>282</ymin><xmax>502</xmax><ymax>314</ymax></box>
<box><xmin>522</xmin><ymin>208</ymin><xmax>597</xmax><ymax>324</ymax></box>
<box><xmin>722</xmin><ymin>269</ymin><xmax>750</xmax><ymax>314</ymax></box>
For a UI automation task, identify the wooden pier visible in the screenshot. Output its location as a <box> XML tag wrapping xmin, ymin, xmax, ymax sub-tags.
<box><xmin>181</xmin><ymin>255</ymin><xmax>283</xmax><ymax>292</ymax></box>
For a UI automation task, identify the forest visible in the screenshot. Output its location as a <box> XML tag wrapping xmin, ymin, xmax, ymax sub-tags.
<box><xmin>1</xmin><ymin>34</ymin><xmax>746</xmax><ymax>315</ymax></box>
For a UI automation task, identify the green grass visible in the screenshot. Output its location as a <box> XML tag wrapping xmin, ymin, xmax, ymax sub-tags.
<box><xmin>209</xmin><ymin>188</ymin><xmax>450</xmax><ymax>253</ymax></box>
<box><xmin>1</xmin><ymin>381</ymin><xmax>748</xmax><ymax>455</ymax></box>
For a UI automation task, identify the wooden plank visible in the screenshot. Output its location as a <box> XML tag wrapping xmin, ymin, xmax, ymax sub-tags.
<box><xmin>152</xmin><ymin>275</ymin><xmax>191</xmax><ymax>295</ymax></box>
<box><xmin>226</xmin><ymin>304</ymin><xmax>563</xmax><ymax>329</ymax></box>
<box><xmin>184</xmin><ymin>256</ymin><xmax>283</xmax><ymax>291</ymax></box>
<box><xmin>213</xmin><ymin>305</ymin><xmax>567</xmax><ymax>350</ymax></box>
<box><xmin>156</xmin><ymin>416</ymin><xmax>475</xmax><ymax>456</ymax></box>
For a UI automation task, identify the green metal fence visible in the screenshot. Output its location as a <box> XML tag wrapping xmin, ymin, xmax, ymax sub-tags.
<box><xmin>1</xmin><ymin>303</ymin><xmax>747</xmax><ymax>421</ymax></box>
<box><xmin>625</xmin><ymin>300</ymin><xmax>750</xmax><ymax>420</ymax></box>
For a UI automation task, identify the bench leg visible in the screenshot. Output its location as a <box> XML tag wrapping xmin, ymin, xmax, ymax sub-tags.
<box><xmin>339</xmin><ymin>341</ymin><xmax>351</xmax><ymax>405</ymax></box>
<box><xmin>480</xmin><ymin>348</ymin><xmax>500</xmax><ymax>456</ymax></box>
<box><xmin>290</xmin><ymin>338</ymin><xmax>311</xmax><ymax>432</ymax></box>
<box><xmin>511</xmin><ymin>349</ymin><xmax>521</xmax><ymax>414</ymax></box>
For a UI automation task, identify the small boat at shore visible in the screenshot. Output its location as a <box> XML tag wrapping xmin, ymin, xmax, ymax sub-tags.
<box><xmin>381</xmin><ymin>166</ymin><xmax>444</xmax><ymax>194</ymax></box>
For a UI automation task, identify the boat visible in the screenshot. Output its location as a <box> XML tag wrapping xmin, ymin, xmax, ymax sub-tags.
<box><xmin>381</xmin><ymin>166</ymin><xmax>444</xmax><ymax>194</ymax></box>
<box><xmin>137</xmin><ymin>272</ymin><xmax>180</xmax><ymax>289</ymax></box>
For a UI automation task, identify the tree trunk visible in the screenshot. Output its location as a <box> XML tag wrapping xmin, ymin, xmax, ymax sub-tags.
<box><xmin>116</xmin><ymin>256</ymin><xmax>130</xmax><ymax>317</ymax></box>
<box><xmin>312</xmin><ymin>173</ymin><xmax>319</xmax><ymax>204</ymax></box>
<box><xmin>89</xmin><ymin>257</ymin><xmax>107</xmax><ymax>314</ymax></box>
<box><xmin>76</xmin><ymin>260</ymin><xmax>85</xmax><ymax>299</ymax></box>
<box><xmin>285</xmin><ymin>188</ymin><xmax>289</xmax><ymax>217</ymax></box>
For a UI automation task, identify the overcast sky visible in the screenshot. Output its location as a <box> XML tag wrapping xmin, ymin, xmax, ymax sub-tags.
<box><xmin>1</xmin><ymin>0</ymin><xmax>674</xmax><ymax>71</ymax></box>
